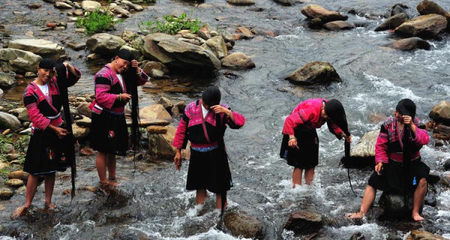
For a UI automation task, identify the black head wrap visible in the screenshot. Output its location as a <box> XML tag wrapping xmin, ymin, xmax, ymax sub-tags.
<box><xmin>39</xmin><ymin>58</ymin><xmax>56</xmax><ymax>70</ymax></box>
<box><xmin>117</xmin><ymin>48</ymin><xmax>134</xmax><ymax>62</ymax></box>
<box><xmin>325</xmin><ymin>99</ymin><xmax>350</xmax><ymax>136</ymax></box>
<box><xmin>202</xmin><ymin>86</ymin><xmax>221</xmax><ymax>107</ymax></box>
<box><xmin>396</xmin><ymin>98</ymin><xmax>416</xmax><ymax>119</ymax></box>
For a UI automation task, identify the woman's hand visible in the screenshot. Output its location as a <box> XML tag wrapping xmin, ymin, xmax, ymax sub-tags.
<box><xmin>344</xmin><ymin>134</ymin><xmax>352</xmax><ymax>143</ymax></box>
<box><xmin>117</xmin><ymin>93</ymin><xmax>132</xmax><ymax>103</ymax></box>
<box><xmin>174</xmin><ymin>149</ymin><xmax>182</xmax><ymax>171</ymax></box>
<box><xmin>49</xmin><ymin>125</ymin><xmax>68</xmax><ymax>139</ymax></box>
<box><xmin>375</xmin><ymin>162</ymin><xmax>383</xmax><ymax>175</ymax></box>
<box><xmin>288</xmin><ymin>135</ymin><xmax>299</xmax><ymax>149</ymax></box>
<box><xmin>210</xmin><ymin>105</ymin><xmax>232</xmax><ymax>117</ymax></box>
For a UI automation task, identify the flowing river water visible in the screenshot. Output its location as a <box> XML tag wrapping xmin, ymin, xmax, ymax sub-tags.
<box><xmin>0</xmin><ymin>0</ymin><xmax>449</xmax><ymax>239</ymax></box>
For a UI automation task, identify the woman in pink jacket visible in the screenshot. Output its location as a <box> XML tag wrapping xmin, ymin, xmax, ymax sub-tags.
<box><xmin>281</xmin><ymin>98</ymin><xmax>352</xmax><ymax>187</ymax></box>
<box><xmin>346</xmin><ymin>99</ymin><xmax>430</xmax><ymax>221</ymax></box>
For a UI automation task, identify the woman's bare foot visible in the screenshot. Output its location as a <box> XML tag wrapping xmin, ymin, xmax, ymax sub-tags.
<box><xmin>44</xmin><ymin>202</ymin><xmax>56</xmax><ymax>211</ymax></box>
<box><xmin>11</xmin><ymin>205</ymin><xmax>29</xmax><ymax>219</ymax></box>
<box><xmin>98</xmin><ymin>181</ymin><xmax>110</xmax><ymax>195</ymax></box>
<box><xmin>412</xmin><ymin>212</ymin><xmax>424</xmax><ymax>221</ymax></box>
<box><xmin>108</xmin><ymin>179</ymin><xmax>119</xmax><ymax>187</ymax></box>
<box><xmin>345</xmin><ymin>212</ymin><xmax>365</xmax><ymax>219</ymax></box>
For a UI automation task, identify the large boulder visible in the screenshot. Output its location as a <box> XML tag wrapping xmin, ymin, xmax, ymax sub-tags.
<box><xmin>417</xmin><ymin>0</ymin><xmax>450</xmax><ymax>19</ymax></box>
<box><xmin>8</xmin><ymin>39</ymin><xmax>65</xmax><ymax>59</ymax></box>
<box><xmin>226</xmin><ymin>0</ymin><xmax>255</xmax><ymax>6</ymax></box>
<box><xmin>394</xmin><ymin>14</ymin><xmax>447</xmax><ymax>39</ymax></box>
<box><xmin>81</xmin><ymin>0</ymin><xmax>101</xmax><ymax>12</ymax></box>
<box><xmin>342</xmin><ymin>130</ymin><xmax>379</xmax><ymax>169</ymax></box>
<box><xmin>301</xmin><ymin>5</ymin><xmax>348</xmax><ymax>24</ymax></box>
<box><xmin>140</xmin><ymin>104</ymin><xmax>172</xmax><ymax>122</ymax></box>
<box><xmin>86</xmin><ymin>33</ymin><xmax>126</xmax><ymax>56</ymax></box>
<box><xmin>9</xmin><ymin>107</ymin><xmax>29</xmax><ymax>121</ymax></box>
<box><xmin>375</xmin><ymin>13</ymin><xmax>409</xmax><ymax>31</ymax></box>
<box><xmin>387</xmin><ymin>37</ymin><xmax>430</xmax><ymax>51</ymax></box>
<box><xmin>147</xmin><ymin>125</ymin><xmax>176</xmax><ymax>159</ymax></box>
<box><xmin>284</xmin><ymin>210</ymin><xmax>323</xmax><ymax>235</ymax></box>
<box><xmin>221</xmin><ymin>52</ymin><xmax>255</xmax><ymax>70</ymax></box>
<box><xmin>142</xmin><ymin>33</ymin><xmax>174</xmax><ymax>63</ymax></box>
<box><xmin>0</xmin><ymin>48</ymin><xmax>42</xmax><ymax>73</ymax></box>
<box><xmin>203</xmin><ymin>36</ymin><xmax>228</xmax><ymax>59</ymax></box>
<box><xmin>157</xmin><ymin>38</ymin><xmax>221</xmax><ymax>70</ymax></box>
<box><xmin>0</xmin><ymin>72</ymin><xmax>16</xmax><ymax>89</ymax></box>
<box><xmin>429</xmin><ymin>100</ymin><xmax>450</xmax><ymax>125</ymax></box>
<box><xmin>406</xmin><ymin>230</ymin><xmax>445</xmax><ymax>240</ymax></box>
<box><xmin>224</xmin><ymin>211</ymin><xmax>263</xmax><ymax>239</ymax></box>
<box><xmin>0</xmin><ymin>111</ymin><xmax>21</xmax><ymax>130</ymax></box>
<box><xmin>285</xmin><ymin>61</ymin><xmax>341</xmax><ymax>85</ymax></box>
<box><xmin>379</xmin><ymin>192</ymin><xmax>416</xmax><ymax>218</ymax></box>
<box><xmin>323</xmin><ymin>21</ymin><xmax>355</xmax><ymax>31</ymax></box>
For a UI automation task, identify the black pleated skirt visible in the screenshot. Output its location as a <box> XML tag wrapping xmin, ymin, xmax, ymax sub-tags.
<box><xmin>90</xmin><ymin>111</ymin><xmax>128</xmax><ymax>156</ymax></box>
<box><xmin>186</xmin><ymin>148</ymin><xmax>232</xmax><ymax>193</ymax></box>
<box><xmin>285</xmin><ymin>127</ymin><xmax>319</xmax><ymax>170</ymax></box>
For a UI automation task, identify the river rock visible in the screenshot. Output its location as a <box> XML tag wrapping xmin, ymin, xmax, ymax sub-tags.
<box><xmin>55</xmin><ymin>1</ymin><xmax>73</xmax><ymax>9</ymax></box>
<box><xmin>75</xmin><ymin>115</ymin><xmax>91</xmax><ymax>127</ymax></box>
<box><xmin>323</xmin><ymin>20</ymin><xmax>355</xmax><ymax>30</ymax></box>
<box><xmin>157</xmin><ymin>38</ymin><xmax>221</xmax><ymax>70</ymax></box>
<box><xmin>110</xmin><ymin>4</ymin><xmax>130</xmax><ymax>18</ymax></box>
<box><xmin>148</xmin><ymin>125</ymin><xmax>176</xmax><ymax>159</ymax></box>
<box><xmin>0</xmin><ymin>111</ymin><xmax>21</xmax><ymax>130</ymax></box>
<box><xmin>273</xmin><ymin>0</ymin><xmax>293</xmax><ymax>6</ymax></box>
<box><xmin>142</xmin><ymin>61</ymin><xmax>168</xmax><ymax>78</ymax></box>
<box><xmin>8</xmin><ymin>170</ymin><xmax>29</xmax><ymax>181</ymax></box>
<box><xmin>394</xmin><ymin>14</ymin><xmax>447</xmax><ymax>39</ymax></box>
<box><xmin>226</xmin><ymin>0</ymin><xmax>255</xmax><ymax>6</ymax></box>
<box><xmin>72</xmin><ymin>123</ymin><xmax>90</xmax><ymax>139</ymax></box>
<box><xmin>221</xmin><ymin>52</ymin><xmax>255</xmax><ymax>70</ymax></box>
<box><xmin>0</xmin><ymin>188</ymin><xmax>14</xmax><ymax>200</ymax></box>
<box><xmin>0</xmin><ymin>48</ymin><xmax>42</xmax><ymax>73</ymax></box>
<box><xmin>6</xmin><ymin>179</ymin><xmax>24</xmax><ymax>188</ymax></box>
<box><xmin>203</xmin><ymin>36</ymin><xmax>227</xmax><ymax>59</ymax></box>
<box><xmin>417</xmin><ymin>1</ymin><xmax>450</xmax><ymax>19</ymax></box>
<box><xmin>301</xmin><ymin>4</ymin><xmax>348</xmax><ymax>24</ymax></box>
<box><xmin>1</xmin><ymin>143</ymin><xmax>15</xmax><ymax>154</ymax></box>
<box><xmin>444</xmin><ymin>159</ymin><xmax>450</xmax><ymax>171</ymax></box>
<box><xmin>146</xmin><ymin>126</ymin><xmax>168</xmax><ymax>134</ymax></box>
<box><xmin>197</xmin><ymin>25</ymin><xmax>211</xmax><ymax>40</ymax></box>
<box><xmin>0</xmin><ymin>72</ymin><xmax>16</xmax><ymax>89</ymax></box>
<box><xmin>285</xmin><ymin>61</ymin><xmax>341</xmax><ymax>85</ymax></box>
<box><xmin>0</xmin><ymin>162</ymin><xmax>9</xmax><ymax>170</ymax></box>
<box><xmin>236</xmin><ymin>27</ymin><xmax>254</xmax><ymax>39</ymax></box>
<box><xmin>171</xmin><ymin>101</ymin><xmax>186</xmax><ymax>117</ymax></box>
<box><xmin>77</xmin><ymin>103</ymin><xmax>92</xmax><ymax>118</ymax></box>
<box><xmin>122</xmin><ymin>0</ymin><xmax>144</xmax><ymax>11</ymax></box>
<box><xmin>81</xmin><ymin>0</ymin><xmax>101</xmax><ymax>12</ymax></box>
<box><xmin>387</xmin><ymin>37</ymin><xmax>431</xmax><ymax>51</ymax></box>
<box><xmin>224</xmin><ymin>211</ymin><xmax>263</xmax><ymax>239</ymax></box>
<box><xmin>406</xmin><ymin>230</ymin><xmax>445</xmax><ymax>240</ymax></box>
<box><xmin>433</xmin><ymin>124</ymin><xmax>450</xmax><ymax>140</ymax></box>
<box><xmin>391</xmin><ymin>3</ymin><xmax>409</xmax><ymax>17</ymax></box>
<box><xmin>142</xmin><ymin>33</ymin><xmax>174</xmax><ymax>63</ymax></box>
<box><xmin>140</xmin><ymin>104</ymin><xmax>172</xmax><ymax>122</ymax></box>
<box><xmin>120</xmin><ymin>45</ymin><xmax>141</xmax><ymax>59</ymax></box>
<box><xmin>157</xmin><ymin>96</ymin><xmax>173</xmax><ymax>110</ymax></box>
<box><xmin>429</xmin><ymin>100</ymin><xmax>450</xmax><ymax>125</ymax></box>
<box><xmin>342</xmin><ymin>130</ymin><xmax>378</xmax><ymax>169</ymax></box>
<box><xmin>87</xmin><ymin>33</ymin><xmax>126</xmax><ymax>56</ymax></box>
<box><xmin>379</xmin><ymin>192</ymin><xmax>416</xmax><ymax>218</ymax></box>
<box><xmin>375</xmin><ymin>13</ymin><xmax>409</xmax><ymax>31</ymax></box>
<box><xmin>8</xmin><ymin>39</ymin><xmax>65</xmax><ymax>59</ymax></box>
<box><xmin>284</xmin><ymin>210</ymin><xmax>323</xmax><ymax>235</ymax></box>
<box><xmin>9</xmin><ymin>107</ymin><xmax>29</xmax><ymax>121</ymax></box>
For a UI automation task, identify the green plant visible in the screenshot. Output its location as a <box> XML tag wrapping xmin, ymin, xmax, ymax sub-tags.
<box><xmin>76</xmin><ymin>9</ymin><xmax>118</xmax><ymax>34</ymax></box>
<box><xmin>139</xmin><ymin>13</ymin><xmax>203</xmax><ymax>35</ymax></box>
<box><xmin>142</xmin><ymin>0</ymin><xmax>157</xmax><ymax>3</ymax></box>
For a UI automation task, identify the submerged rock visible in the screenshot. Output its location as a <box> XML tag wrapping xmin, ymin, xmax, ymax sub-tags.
<box><xmin>284</xmin><ymin>210</ymin><xmax>323</xmax><ymax>235</ymax></box>
<box><xmin>226</xmin><ymin>0</ymin><xmax>255</xmax><ymax>6</ymax></box>
<box><xmin>387</xmin><ymin>37</ymin><xmax>430</xmax><ymax>51</ymax></box>
<box><xmin>323</xmin><ymin>20</ymin><xmax>355</xmax><ymax>30</ymax></box>
<box><xmin>224</xmin><ymin>211</ymin><xmax>263</xmax><ymax>239</ymax></box>
<box><xmin>375</xmin><ymin>13</ymin><xmax>409</xmax><ymax>31</ymax></box>
<box><xmin>8</xmin><ymin>39</ymin><xmax>65</xmax><ymax>59</ymax></box>
<box><xmin>285</xmin><ymin>61</ymin><xmax>341</xmax><ymax>85</ymax></box>
<box><xmin>394</xmin><ymin>14</ymin><xmax>447</xmax><ymax>39</ymax></box>
<box><xmin>221</xmin><ymin>52</ymin><xmax>255</xmax><ymax>70</ymax></box>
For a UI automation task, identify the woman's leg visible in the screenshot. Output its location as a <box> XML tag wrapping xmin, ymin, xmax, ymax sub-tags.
<box><xmin>11</xmin><ymin>174</ymin><xmax>39</xmax><ymax>218</ymax></box>
<box><xmin>196</xmin><ymin>189</ymin><xmax>207</xmax><ymax>205</ymax></box>
<box><xmin>215</xmin><ymin>193</ymin><xmax>228</xmax><ymax>210</ymax></box>
<box><xmin>304</xmin><ymin>168</ymin><xmax>315</xmax><ymax>185</ymax></box>
<box><xmin>44</xmin><ymin>174</ymin><xmax>56</xmax><ymax>208</ymax></box>
<box><xmin>106</xmin><ymin>153</ymin><xmax>117</xmax><ymax>181</ymax></box>
<box><xmin>96</xmin><ymin>151</ymin><xmax>108</xmax><ymax>184</ymax></box>
<box><xmin>292</xmin><ymin>168</ymin><xmax>303</xmax><ymax>187</ymax></box>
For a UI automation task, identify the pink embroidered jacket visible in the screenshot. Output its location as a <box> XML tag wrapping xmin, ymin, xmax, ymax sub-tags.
<box><xmin>23</xmin><ymin>67</ymin><xmax>81</xmax><ymax>131</ymax></box>
<box><xmin>282</xmin><ymin>98</ymin><xmax>343</xmax><ymax>137</ymax></box>
<box><xmin>375</xmin><ymin>117</ymin><xmax>429</xmax><ymax>164</ymax></box>
<box><xmin>173</xmin><ymin>99</ymin><xmax>246</xmax><ymax>149</ymax></box>
<box><xmin>91</xmin><ymin>64</ymin><xmax>149</xmax><ymax>115</ymax></box>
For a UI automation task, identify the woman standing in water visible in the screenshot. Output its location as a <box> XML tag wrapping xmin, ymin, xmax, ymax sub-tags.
<box><xmin>173</xmin><ymin>86</ymin><xmax>245</xmax><ymax>211</ymax></box>
<box><xmin>280</xmin><ymin>98</ymin><xmax>352</xmax><ymax>187</ymax></box>
<box><xmin>11</xmin><ymin>59</ymin><xmax>81</xmax><ymax>219</ymax></box>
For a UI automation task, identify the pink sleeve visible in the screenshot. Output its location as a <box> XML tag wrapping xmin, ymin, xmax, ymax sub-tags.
<box><xmin>26</xmin><ymin>102</ymin><xmax>51</xmax><ymax>130</ymax></box>
<box><xmin>412</xmin><ymin>127</ymin><xmax>429</xmax><ymax>146</ymax></box>
<box><xmin>173</xmin><ymin>118</ymin><xmax>188</xmax><ymax>149</ymax></box>
<box><xmin>375</xmin><ymin>126</ymin><xmax>389</xmax><ymax>164</ymax></box>
<box><xmin>95</xmin><ymin>77</ymin><xmax>116</xmax><ymax>110</ymax></box>
<box><xmin>282</xmin><ymin>110</ymin><xmax>304</xmax><ymax>135</ymax></box>
<box><xmin>227</xmin><ymin>111</ymin><xmax>245</xmax><ymax>129</ymax></box>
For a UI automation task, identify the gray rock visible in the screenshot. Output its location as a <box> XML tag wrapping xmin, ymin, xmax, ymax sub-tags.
<box><xmin>67</xmin><ymin>42</ymin><xmax>86</xmax><ymax>51</ymax></box>
<box><xmin>6</xmin><ymin>179</ymin><xmax>24</xmax><ymax>188</ymax></box>
<box><xmin>417</xmin><ymin>0</ymin><xmax>450</xmax><ymax>19</ymax></box>
<box><xmin>375</xmin><ymin>13</ymin><xmax>409</xmax><ymax>31</ymax></box>
<box><xmin>0</xmin><ymin>72</ymin><xmax>16</xmax><ymax>89</ymax></box>
<box><xmin>285</xmin><ymin>61</ymin><xmax>341</xmax><ymax>85</ymax></box>
<box><xmin>77</xmin><ymin>102</ymin><xmax>92</xmax><ymax>118</ymax></box>
<box><xmin>221</xmin><ymin>52</ymin><xmax>255</xmax><ymax>70</ymax></box>
<box><xmin>226</xmin><ymin>0</ymin><xmax>255</xmax><ymax>6</ymax></box>
<box><xmin>0</xmin><ymin>111</ymin><xmax>21</xmax><ymax>130</ymax></box>
<box><xmin>387</xmin><ymin>37</ymin><xmax>430</xmax><ymax>51</ymax></box>
<box><xmin>81</xmin><ymin>0</ymin><xmax>101</xmax><ymax>12</ymax></box>
<box><xmin>110</xmin><ymin>4</ymin><xmax>130</xmax><ymax>18</ymax></box>
<box><xmin>8</xmin><ymin>39</ymin><xmax>65</xmax><ymax>59</ymax></box>
<box><xmin>323</xmin><ymin>20</ymin><xmax>355</xmax><ymax>30</ymax></box>
<box><xmin>379</xmin><ymin>192</ymin><xmax>417</xmax><ymax>218</ymax></box>
<box><xmin>9</xmin><ymin>107</ymin><xmax>29</xmax><ymax>121</ymax></box>
<box><xmin>171</xmin><ymin>101</ymin><xmax>186</xmax><ymax>118</ymax></box>
<box><xmin>122</xmin><ymin>0</ymin><xmax>144</xmax><ymax>11</ymax></box>
<box><xmin>0</xmin><ymin>88</ymin><xmax>3</xmax><ymax>97</ymax></box>
<box><xmin>0</xmin><ymin>48</ymin><xmax>42</xmax><ymax>72</ymax></box>
<box><xmin>142</xmin><ymin>33</ymin><xmax>174</xmax><ymax>63</ymax></box>
<box><xmin>204</xmin><ymin>36</ymin><xmax>228</xmax><ymax>59</ymax></box>
<box><xmin>429</xmin><ymin>100</ymin><xmax>450</xmax><ymax>125</ymax></box>
<box><xmin>391</xmin><ymin>3</ymin><xmax>409</xmax><ymax>17</ymax></box>
<box><xmin>140</xmin><ymin>104</ymin><xmax>172</xmax><ymax>122</ymax></box>
<box><xmin>301</xmin><ymin>4</ymin><xmax>348</xmax><ymax>24</ymax></box>
<box><xmin>395</xmin><ymin>14</ymin><xmax>447</xmax><ymax>38</ymax></box>
<box><xmin>55</xmin><ymin>1</ymin><xmax>73</xmax><ymax>9</ymax></box>
<box><xmin>86</xmin><ymin>33</ymin><xmax>126</xmax><ymax>56</ymax></box>
<box><xmin>284</xmin><ymin>210</ymin><xmax>323</xmax><ymax>235</ymax></box>
<box><xmin>224</xmin><ymin>211</ymin><xmax>263</xmax><ymax>239</ymax></box>
<box><xmin>8</xmin><ymin>170</ymin><xmax>29</xmax><ymax>181</ymax></box>
<box><xmin>148</xmin><ymin>125</ymin><xmax>176</xmax><ymax>159</ymax></box>
<box><xmin>142</xmin><ymin>61</ymin><xmax>169</xmax><ymax>78</ymax></box>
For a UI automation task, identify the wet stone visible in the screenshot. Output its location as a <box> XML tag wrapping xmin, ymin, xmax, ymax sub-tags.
<box><xmin>8</xmin><ymin>170</ymin><xmax>29</xmax><ymax>181</ymax></box>
<box><xmin>224</xmin><ymin>211</ymin><xmax>263</xmax><ymax>239</ymax></box>
<box><xmin>6</xmin><ymin>179</ymin><xmax>24</xmax><ymax>188</ymax></box>
<box><xmin>0</xmin><ymin>188</ymin><xmax>14</xmax><ymax>200</ymax></box>
<box><xmin>284</xmin><ymin>210</ymin><xmax>323</xmax><ymax>235</ymax></box>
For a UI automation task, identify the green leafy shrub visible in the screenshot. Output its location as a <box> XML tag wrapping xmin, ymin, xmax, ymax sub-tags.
<box><xmin>76</xmin><ymin>9</ymin><xmax>118</xmax><ymax>34</ymax></box>
<box><xmin>139</xmin><ymin>13</ymin><xmax>203</xmax><ymax>35</ymax></box>
<box><xmin>142</xmin><ymin>0</ymin><xmax>157</xmax><ymax>3</ymax></box>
